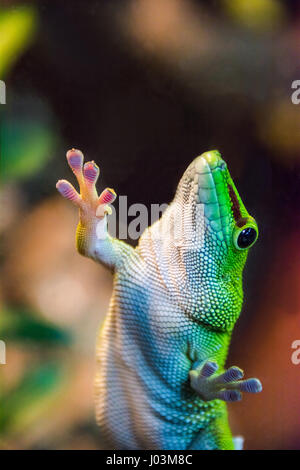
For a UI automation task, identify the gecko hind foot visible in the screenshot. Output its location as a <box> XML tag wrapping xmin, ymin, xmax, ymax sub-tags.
<box><xmin>189</xmin><ymin>361</ymin><xmax>262</xmax><ymax>402</ymax></box>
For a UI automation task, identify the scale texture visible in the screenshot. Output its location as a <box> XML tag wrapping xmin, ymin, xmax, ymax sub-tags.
<box><xmin>57</xmin><ymin>149</ymin><xmax>262</xmax><ymax>450</ymax></box>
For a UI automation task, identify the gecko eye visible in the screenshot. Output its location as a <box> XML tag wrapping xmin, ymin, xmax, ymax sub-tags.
<box><xmin>233</xmin><ymin>219</ymin><xmax>258</xmax><ymax>250</ymax></box>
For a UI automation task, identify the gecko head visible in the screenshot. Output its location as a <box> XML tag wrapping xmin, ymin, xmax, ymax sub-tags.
<box><xmin>171</xmin><ymin>150</ymin><xmax>259</xmax><ymax>330</ymax></box>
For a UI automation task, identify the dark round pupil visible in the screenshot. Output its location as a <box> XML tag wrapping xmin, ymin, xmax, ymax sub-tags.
<box><xmin>237</xmin><ymin>227</ymin><xmax>257</xmax><ymax>248</ymax></box>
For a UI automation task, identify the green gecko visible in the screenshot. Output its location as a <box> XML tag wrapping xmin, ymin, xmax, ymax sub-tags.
<box><xmin>56</xmin><ymin>149</ymin><xmax>262</xmax><ymax>450</ymax></box>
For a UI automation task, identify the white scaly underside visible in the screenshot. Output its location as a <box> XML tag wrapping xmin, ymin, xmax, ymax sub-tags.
<box><xmin>93</xmin><ymin>153</ymin><xmax>240</xmax><ymax>450</ymax></box>
<box><xmin>93</xmin><ymin>211</ymin><xmax>230</xmax><ymax>449</ymax></box>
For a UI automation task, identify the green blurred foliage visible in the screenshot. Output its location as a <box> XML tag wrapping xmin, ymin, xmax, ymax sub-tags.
<box><xmin>0</xmin><ymin>112</ymin><xmax>57</xmax><ymax>183</ymax></box>
<box><xmin>0</xmin><ymin>309</ymin><xmax>71</xmax><ymax>345</ymax></box>
<box><xmin>223</xmin><ymin>0</ymin><xmax>286</xmax><ymax>31</ymax></box>
<box><xmin>0</xmin><ymin>5</ymin><xmax>54</xmax><ymax>185</ymax></box>
<box><xmin>0</xmin><ymin>363</ymin><xmax>65</xmax><ymax>435</ymax></box>
<box><xmin>0</xmin><ymin>5</ymin><xmax>37</xmax><ymax>78</ymax></box>
<box><xmin>0</xmin><ymin>4</ymin><xmax>70</xmax><ymax>446</ymax></box>
<box><xmin>0</xmin><ymin>308</ymin><xmax>71</xmax><ymax>439</ymax></box>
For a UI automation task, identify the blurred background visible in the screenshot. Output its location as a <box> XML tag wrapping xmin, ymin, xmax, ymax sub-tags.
<box><xmin>0</xmin><ymin>0</ymin><xmax>299</xmax><ymax>450</ymax></box>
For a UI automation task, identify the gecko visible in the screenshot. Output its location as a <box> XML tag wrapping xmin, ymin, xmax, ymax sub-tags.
<box><xmin>56</xmin><ymin>149</ymin><xmax>262</xmax><ymax>450</ymax></box>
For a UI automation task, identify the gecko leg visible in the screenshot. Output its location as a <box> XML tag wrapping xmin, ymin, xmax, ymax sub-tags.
<box><xmin>189</xmin><ymin>361</ymin><xmax>262</xmax><ymax>402</ymax></box>
<box><xmin>56</xmin><ymin>148</ymin><xmax>132</xmax><ymax>271</ymax></box>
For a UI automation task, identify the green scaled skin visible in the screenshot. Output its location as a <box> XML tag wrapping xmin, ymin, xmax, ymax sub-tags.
<box><xmin>56</xmin><ymin>149</ymin><xmax>262</xmax><ymax>450</ymax></box>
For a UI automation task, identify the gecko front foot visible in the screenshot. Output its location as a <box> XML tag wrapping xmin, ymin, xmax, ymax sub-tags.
<box><xmin>56</xmin><ymin>149</ymin><xmax>116</xmax><ymax>222</ymax></box>
<box><xmin>56</xmin><ymin>148</ymin><xmax>132</xmax><ymax>270</ymax></box>
<box><xmin>189</xmin><ymin>361</ymin><xmax>262</xmax><ymax>402</ymax></box>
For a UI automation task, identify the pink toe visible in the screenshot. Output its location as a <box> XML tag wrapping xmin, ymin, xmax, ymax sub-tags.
<box><xmin>84</xmin><ymin>162</ymin><xmax>99</xmax><ymax>183</ymax></box>
<box><xmin>56</xmin><ymin>180</ymin><xmax>80</xmax><ymax>202</ymax></box>
<box><xmin>99</xmin><ymin>188</ymin><xmax>116</xmax><ymax>204</ymax></box>
<box><xmin>66</xmin><ymin>148</ymin><xmax>84</xmax><ymax>171</ymax></box>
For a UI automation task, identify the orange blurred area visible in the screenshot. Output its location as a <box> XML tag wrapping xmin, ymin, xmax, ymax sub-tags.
<box><xmin>229</xmin><ymin>232</ymin><xmax>300</xmax><ymax>449</ymax></box>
